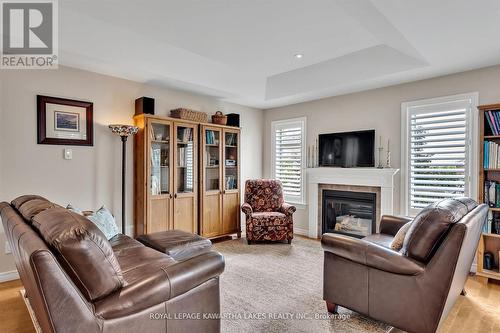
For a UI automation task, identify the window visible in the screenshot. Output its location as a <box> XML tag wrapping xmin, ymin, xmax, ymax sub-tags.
<box><xmin>271</xmin><ymin>117</ymin><xmax>306</xmax><ymax>204</ymax></box>
<box><xmin>401</xmin><ymin>93</ymin><xmax>478</xmax><ymax>216</ymax></box>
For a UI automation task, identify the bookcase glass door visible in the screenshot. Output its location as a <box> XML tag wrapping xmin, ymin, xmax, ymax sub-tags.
<box><xmin>224</xmin><ymin>131</ymin><xmax>238</xmax><ymax>191</ymax></box>
<box><xmin>205</xmin><ymin>129</ymin><xmax>221</xmax><ymax>191</ymax></box>
<box><xmin>150</xmin><ymin>122</ymin><xmax>170</xmax><ymax>195</ymax></box>
<box><xmin>176</xmin><ymin>126</ymin><xmax>195</xmax><ymax>193</ymax></box>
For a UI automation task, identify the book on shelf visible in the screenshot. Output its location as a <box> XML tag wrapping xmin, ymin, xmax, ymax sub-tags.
<box><xmin>178</xmin><ymin>128</ymin><xmax>193</xmax><ymax>143</ymax></box>
<box><xmin>206</xmin><ymin>130</ymin><xmax>218</xmax><ymax>145</ymax></box>
<box><xmin>485</xmin><ymin>110</ymin><xmax>500</xmax><ymax>135</ymax></box>
<box><xmin>483</xmin><ymin>141</ymin><xmax>500</xmax><ymax>169</ymax></box>
<box><xmin>225</xmin><ymin>175</ymin><xmax>237</xmax><ymax>190</ymax></box>
<box><xmin>225</xmin><ymin>133</ymin><xmax>237</xmax><ymax>146</ymax></box>
<box><xmin>484</xmin><ymin>180</ymin><xmax>500</xmax><ymax>208</ymax></box>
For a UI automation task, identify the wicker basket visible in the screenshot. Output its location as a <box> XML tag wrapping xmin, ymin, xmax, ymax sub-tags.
<box><xmin>170</xmin><ymin>108</ymin><xmax>208</xmax><ymax>122</ymax></box>
<box><xmin>212</xmin><ymin>111</ymin><xmax>227</xmax><ymax>125</ymax></box>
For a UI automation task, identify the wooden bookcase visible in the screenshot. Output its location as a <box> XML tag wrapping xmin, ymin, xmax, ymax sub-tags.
<box><xmin>199</xmin><ymin>124</ymin><xmax>241</xmax><ymax>239</ymax></box>
<box><xmin>133</xmin><ymin>114</ymin><xmax>241</xmax><ymax>240</ymax></box>
<box><xmin>133</xmin><ymin>114</ymin><xmax>198</xmax><ymax>236</ymax></box>
<box><xmin>477</xmin><ymin>103</ymin><xmax>500</xmax><ymax>283</ymax></box>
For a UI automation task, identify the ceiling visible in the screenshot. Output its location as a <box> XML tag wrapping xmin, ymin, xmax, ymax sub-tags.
<box><xmin>58</xmin><ymin>0</ymin><xmax>500</xmax><ymax>109</ymax></box>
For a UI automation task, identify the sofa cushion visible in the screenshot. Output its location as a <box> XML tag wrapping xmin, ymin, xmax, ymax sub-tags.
<box><xmin>18</xmin><ymin>199</ymin><xmax>60</xmax><ymax>222</ymax></box>
<box><xmin>109</xmin><ymin>234</ymin><xmax>144</xmax><ymax>252</ymax></box>
<box><xmin>390</xmin><ymin>221</ymin><xmax>413</xmax><ymax>251</ymax></box>
<box><xmin>401</xmin><ymin>198</ymin><xmax>478</xmax><ymax>262</ymax></box>
<box><xmin>32</xmin><ymin>207</ymin><xmax>125</xmax><ymax>301</ymax></box>
<box><xmin>11</xmin><ymin>195</ymin><xmax>48</xmax><ymax>210</ymax></box>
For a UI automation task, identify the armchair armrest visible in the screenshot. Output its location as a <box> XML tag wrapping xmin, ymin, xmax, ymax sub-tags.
<box><xmin>321</xmin><ymin>233</ymin><xmax>424</xmax><ymax>275</ymax></box>
<box><xmin>241</xmin><ymin>202</ymin><xmax>253</xmax><ymax>216</ymax></box>
<box><xmin>379</xmin><ymin>215</ymin><xmax>412</xmax><ymax>236</ymax></box>
<box><xmin>94</xmin><ymin>251</ymin><xmax>225</xmax><ymax>319</ymax></box>
<box><xmin>280</xmin><ymin>203</ymin><xmax>296</xmax><ymax>216</ymax></box>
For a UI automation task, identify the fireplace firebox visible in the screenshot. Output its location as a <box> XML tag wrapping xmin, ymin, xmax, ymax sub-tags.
<box><xmin>322</xmin><ymin>190</ymin><xmax>376</xmax><ymax>238</ymax></box>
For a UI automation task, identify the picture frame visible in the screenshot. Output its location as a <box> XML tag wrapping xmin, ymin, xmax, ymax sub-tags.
<box><xmin>37</xmin><ymin>95</ymin><xmax>93</xmax><ymax>146</ymax></box>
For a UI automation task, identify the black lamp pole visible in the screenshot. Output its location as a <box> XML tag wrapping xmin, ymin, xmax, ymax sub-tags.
<box><xmin>120</xmin><ymin>135</ymin><xmax>127</xmax><ymax>234</ymax></box>
<box><xmin>109</xmin><ymin>124</ymin><xmax>138</xmax><ymax>235</ymax></box>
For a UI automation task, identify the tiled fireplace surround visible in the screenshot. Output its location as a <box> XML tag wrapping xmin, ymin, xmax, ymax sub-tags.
<box><xmin>307</xmin><ymin>168</ymin><xmax>399</xmax><ymax>238</ymax></box>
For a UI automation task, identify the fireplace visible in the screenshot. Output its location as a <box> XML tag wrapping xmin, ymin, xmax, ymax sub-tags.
<box><xmin>322</xmin><ymin>190</ymin><xmax>376</xmax><ymax>238</ymax></box>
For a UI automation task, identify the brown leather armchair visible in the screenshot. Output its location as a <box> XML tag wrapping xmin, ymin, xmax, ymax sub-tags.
<box><xmin>241</xmin><ymin>179</ymin><xmax>296</xmax><ymax>244</ymax></box>
<box><xmin>322</xmin><ymin>198</ymin><xmax>487</xmax><ymax>333</ymax></box>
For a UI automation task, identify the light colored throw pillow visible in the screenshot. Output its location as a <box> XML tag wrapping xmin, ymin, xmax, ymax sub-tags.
<box><xmin>66</xmin><ymin>204</ymin><xmax>119</xmax><ymax>240</ymax></box>
<box><xmin>390</xmin><ymin>221</ymin><xmax>413</xmax><ymax>251</ymax></box>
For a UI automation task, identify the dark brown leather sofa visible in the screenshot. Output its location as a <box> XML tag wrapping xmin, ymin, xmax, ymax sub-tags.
<box><xmin>0</xmin><ymin>195</ymin><xmax>225</xmax><ymax>333</ymax></box>
<box><xmin>322</xmin><ymin>198</ymin><xmax>487</xmax><ymax>333</ymax></box>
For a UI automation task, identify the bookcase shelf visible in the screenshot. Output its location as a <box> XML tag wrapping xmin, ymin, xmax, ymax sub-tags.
<box><xmin>478</xmin><ymin>104</ymin><xmax>500</xmax><ymax>284</ymax></box>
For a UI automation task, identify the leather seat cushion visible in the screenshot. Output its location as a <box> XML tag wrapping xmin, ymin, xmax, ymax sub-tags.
<box><xmin>402</xmin><ymin>197</ymin><xmax>478</xmax><ymax>262</ymax></box>
<box><xmin>363</xmin><ymin>233</ymin><xmax>394</xmax><ymax>249</ymax></box>
<box><xmin>32</xmin><ymin>207</ymin><xmax>125</xmax><ymax>301</ymax></box>
<box><xmin>109</xmin><ymin>234</ymin><xmax>144</xmax><ymax>252</ymax></box>
<box><xmin>137</xmin><ymin>230</ymin><xmax>212</xmax><ymax>262</ymax></box>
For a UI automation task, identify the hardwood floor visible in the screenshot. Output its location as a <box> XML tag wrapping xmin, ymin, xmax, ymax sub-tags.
<box><xmin>0</xmin><ymin>275</ymin><xmax>498</xmax><ymax>332</ymax></box>
<box><xmin>0</xmin><ymin>280</ymin><xmax>36</xmax><ymax>333</ymax></box>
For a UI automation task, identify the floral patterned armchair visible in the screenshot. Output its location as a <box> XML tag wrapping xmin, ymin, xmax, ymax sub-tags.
<box><xmin>241</xmin><ymin>179</ymin><xmax>296</xmax><ymax>244</ymax></box>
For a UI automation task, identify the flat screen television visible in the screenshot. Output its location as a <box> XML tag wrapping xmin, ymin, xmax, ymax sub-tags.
<box><xmin>318</xmin><ymin>130</ymin><xmax>375</xmax><ymax>168</ymax></box>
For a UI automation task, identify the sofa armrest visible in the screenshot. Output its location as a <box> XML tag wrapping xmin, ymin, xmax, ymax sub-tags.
<box><xmin>280</xmin><ymin>203</ymin><xmax>296</xmax><ymax>216</ymax></box>
<box><xmin>241</xmin><ymin>203</ymin><xmax>253</xmax><ymax>216</ymax></box>
<box><xmin>379</xmin><ymin>215</ymin><xmax>412</xmax><ymax>236</ymax></box>
<box><xmin>321</xmin><ymin>233</ymin><xmax>424</xmax><ymax>275</ymax></box>
<box><xmin>94</xmin><ymin>251</ymin><xmax>225</xmax><ymax>319</ymax></box>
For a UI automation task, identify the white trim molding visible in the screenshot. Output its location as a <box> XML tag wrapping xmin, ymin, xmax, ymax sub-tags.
<box><xmin>0</xmin><ymin>269</ymin><xmax>19</xmax><ymax>283</ymax></box>
<box><xmin>400</xmin><ymin>92</ymin><xmax>479</xmax><ymax>217</ymax></box>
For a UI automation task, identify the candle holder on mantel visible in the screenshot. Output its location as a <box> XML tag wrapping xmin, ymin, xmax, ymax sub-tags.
<box><xmin>385</xmin><ymin>139</ymin><xmax>392</xmax><ymax>169</ymax></box>
<box><xmin>377</xmin><ymin>145</ymin><xmax>384</xmax><ymax>169</ymax></box>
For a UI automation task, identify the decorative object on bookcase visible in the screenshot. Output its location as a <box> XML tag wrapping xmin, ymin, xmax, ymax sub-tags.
<box><xmin>212</xmin><ymin>111</ymin><xmax>227</xmax><ymax>125</ymax></box>
<box><xmin>484</xmin><ymin>252</ymin><xmax>494</xmax><ymax>270</ymax></box>
<box><xmin>135</xmin><ymin>97</ymin><xmax>154</xmax><ymax>115</ymax></box>
<box><xmin>170</xmin><ymin>108</ymin><xmax>208</xmax><ymax>122</ymax></box>
<box><xmin>108</xmin><ymin>124</ymin><xmax>139</xmax><ymax>234</ymax></box>
<box><xmin>226</xmin><ymin>113</ymin><xmax>240</xmax><ymax>127</ymax></box>
<box><xmin>477</xmin><ymin>103</ymin><xmax>500</xmax><ymax>284</ymax></box>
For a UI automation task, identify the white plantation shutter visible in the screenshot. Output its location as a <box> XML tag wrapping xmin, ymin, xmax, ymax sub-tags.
<box><xmin>272</xmin><ymin>118</ymin><xmax>306</xmax><ymax>203</ymax></box>
<box><xmin>403</xmin><ymin>95</ymin><xmax>476</xmax><ymax>216</ymax></box>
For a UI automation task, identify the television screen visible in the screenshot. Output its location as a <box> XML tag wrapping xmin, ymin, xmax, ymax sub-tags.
<box><xmin>318</xmin><ymin>130</ymin><xmax>375</xmax><ymax>167</ymax></box>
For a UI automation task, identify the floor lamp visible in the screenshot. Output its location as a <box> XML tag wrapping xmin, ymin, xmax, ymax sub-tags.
<box><xmin>109</xmin><ymin>124</ymin><xmax>139</xmax><ymax>235</ymax></box>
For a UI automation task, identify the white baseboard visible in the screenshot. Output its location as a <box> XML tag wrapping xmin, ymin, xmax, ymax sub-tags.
<box><xmin>294</xmin><ymin>227</ymin><xmax>309</xmax><ymax>237</ymax></box>
<box><xmin>0</xmin><ymin>270</ymin><xmax>19</xmax><ymax>283</ymax></box>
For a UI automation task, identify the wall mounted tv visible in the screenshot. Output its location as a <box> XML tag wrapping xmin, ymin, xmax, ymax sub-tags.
<box><xmin>318</xmin><ymin>130</ymin><xmax>375</xmax><ymax>168</ymax></box>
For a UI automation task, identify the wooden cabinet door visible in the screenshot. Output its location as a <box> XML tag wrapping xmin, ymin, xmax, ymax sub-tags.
<box><xmin>146</xmin><ymin>118</ymin><xmax>173</xmax><ymax>234</ymax></box>
<box><xmin>222</xmin><ymin>192</ymin><xmax>239</xmax><ymax>234</ymax></box>
<box><xmin>201</xmin><ymin>126</ymin><xmax>223</xmax><ymax>237</ymax></box>
<box><xmin>173</xmin><ymin>122</ymin><xmax>198</xmax><ymax>233</ymax></box>
<box><xmin>222</xmin><ymin>128</ymin><xmax>240</xmax><ymax>235</ymax></box>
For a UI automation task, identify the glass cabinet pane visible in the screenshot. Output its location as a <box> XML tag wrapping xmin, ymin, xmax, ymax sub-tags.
<box><xmin>176</xmin><ymin>126</ymin><xmax>194</xmax><ymax>193</ymax></box>
<box><xmin>150</xmin><ymin>123</ymin><xmax>170</xmax><ymax>195</ymax></box>
<box><xmin>225</xmin><ymin>132</ymin><xmax>238</xmax><ymax>190</ymax></box>
<box><xmin>205</xmin><ymin>129</ymin><xmax>220</xmax><ymax>191</ymax></box>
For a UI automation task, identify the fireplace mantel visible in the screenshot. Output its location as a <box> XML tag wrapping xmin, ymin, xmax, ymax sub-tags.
<box><xmin>307</xmin><ymin>167</ymin><xmax>399</xmax><ymax>238</ymax></box>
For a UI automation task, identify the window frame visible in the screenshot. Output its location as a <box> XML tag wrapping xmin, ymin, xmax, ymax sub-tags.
<box><xmin>271</xmin><ymin>117</ymin><xmax>307</xmax><ymax>205</ymax></box>
<box><xmin>400</xmin><ymin>92</ymin><xmax>479</xmax><ymax>217</ymax></box>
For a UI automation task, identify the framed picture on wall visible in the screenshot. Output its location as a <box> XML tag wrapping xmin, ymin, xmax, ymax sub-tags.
<box><xmin>37</xmin><ymin>95</ymin><xmax>93</xmax><ymax>146</ymax></box>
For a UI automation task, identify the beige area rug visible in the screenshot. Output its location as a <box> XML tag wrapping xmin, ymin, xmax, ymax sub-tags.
<box><xmin>213</xmin><ymin>236</ymin><xmax>390</xmax><ymax>333</ymax></box>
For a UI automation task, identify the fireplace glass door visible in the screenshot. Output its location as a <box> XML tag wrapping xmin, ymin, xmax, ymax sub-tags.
<box><xmin>322</xmin><ymin>190</ymin><xmax>376</xmax><ymax>238</ymax></box>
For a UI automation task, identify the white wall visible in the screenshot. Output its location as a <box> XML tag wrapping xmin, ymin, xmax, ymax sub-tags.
<box><xmin>263</xmin><ymin>64</ymin><xmax>500</xmax><ymax>234</ymax></box>
<box><xmin>0</xmin><ymin>66</ymin><xmax>263</xmax><ymax>274</ymax></box>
